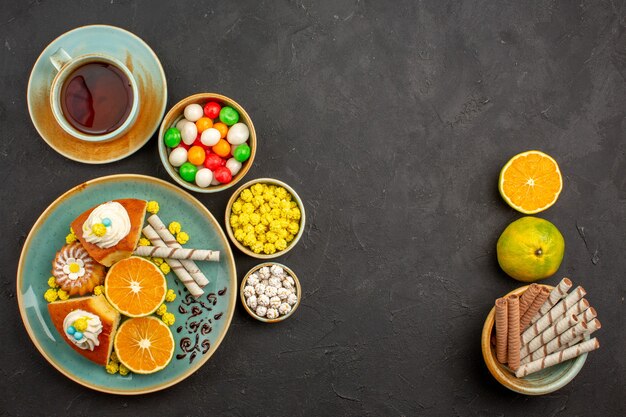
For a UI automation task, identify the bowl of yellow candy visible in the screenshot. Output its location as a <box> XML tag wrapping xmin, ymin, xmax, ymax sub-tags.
<box><xmin>225</xmin><ymin>178</ymin><xmax>305</xmax><ymax>259</ymax></box>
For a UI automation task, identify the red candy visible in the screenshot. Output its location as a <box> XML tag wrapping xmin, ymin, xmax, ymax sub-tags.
<box><xmin>214</xmin><ymin>166</ymin><xmax>232</xmax><ymax>183</ymax></box>
<box><xmin>193</xmin><ymin>133</ymin><xmax>203</xmax><ymax>147</ymax></box>
<box><xmin>204</xmin><ymin>153</ymin><xmax>226</xmax><ymax>170</ymax></box>
<box><xmin>204</xmin><ymin>101</ymin><xmax>221</xmax><ymax>119</ymax></box>
<box><xmin>178</xmin><ymin>143</ymin><xmax>191</xmax><ymax>150</ymax></box>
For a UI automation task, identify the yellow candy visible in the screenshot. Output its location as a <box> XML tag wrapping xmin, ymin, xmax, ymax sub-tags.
<box><xmin>263</xmin><ymin>243</ymin><xmax>276</xmax><ymax>255</ymax></box>
<box><xmin>165</xmin><ymin>289</ymin><xmax>177</xmax><ymax>302</ymax></box>
<box><xmin>270</xmin><ymin>220</ymin><xmax>282</xmax><ymax>232</ymax></box>
<box><xmin>44</xmin><ymin>289</ymin><xmax>58</xmax><ymax>302</ymax></box>
<box><xmin>93</xmin><ymin>285</ymin><xmax>104</xmax><ymax>296</ymax></box>
<box><xmin>280</xmin><ymin>200</ymin><xmax>290</xmax><ymax>210</ymax></box>
<box><xmin>234</xmin><ymin>229</ymin><xmax>246</xmax><ymax>242</ymax></box>
<box><xmin>240</xmin><ymin>189</ymin><xmax>253</xmax><ymax>202</ymax></box>
<box><xmin>138</xmin><ymin>237</ymin><xmax>151</xmax><ymax>246</ymax></box>
<box><xmin>160</xmin><ymin>263</ymin><xmax>171</xmax><ymax>274</ymax></box>
<box><xmin>266</xmin><ymin>231</ymin><xmax>278</xmax><ymax>244</ymax></box>
<box><xmin>57</xmin><ymin>289</ymin><xmax>70</xmax><ymax>300</ymax></box>
<box><xmin>278</xmin><ymin>229</ymin><xmax>289</xmax><ymax>239</ymax></box>
<box><xmin>162</xmin><ymin>312</ymin><xmax>175</xmax><ymax>326</ymax></box>
<box><xmin>168</xmin><ymin>222</ymin><xmax>182</xmax><ymax>235</ymax></box>
<box><xmin>65</xmin><ymin>232</ymin><xmax>77</xmax><ymax>244</ymax></box>
<box><xmin>290</xmin><ymin>201</ymin><xmax>297</xmax><ymax>208</ymax></box>
<box><xmin>286</xmin><ymin>233</ymin><xmax>295</xmax><ymax>242</ymax></box>
<box><xmin>232</xmin><ymin>201</ymin><xmax>243</xmax><ymax>214</ymax></box>
<box><xmin>261</xmin><ymin>213</ymin><xmax>273</xmax><ymax>226</ymax></box>
<box><xmin>254</xmin><ymin>223</ymin><xmax>267</xmax><ymax>234</ymax></box>
<box><xmin>249</xmin><ymin>213</ymin><xmax>261</xmax><ymax>226</ymax></box>
<box><xmin>73</xmin><ymin>317</ymin><xmax>89</xmax><ymax>332</ymax></box>
<box><xmin>275</xmin><ymin>187</ymin><xmax>288</xmax><ymax>199</ymax></box>
<box><xmin>270</xmin><ymin>208</ymin><xmax>281</xmax><ymax>219</ymax></box>
<box><xmin>243</xmin><ymin>224</ymin><xmax>254</xmax><ymax>235</ymax></box>
<box><xmin>110</xmin><ymin>351</ymin><xmax>119</xmax><ymax>363</ymax></box>
<box><xmin>251</xmin><ymin>242</ymin><xmax>264</xmax><ymax>254</ymax></box>
<box><xmin>176</xmin><ymin>232</ymin><xmax>189</xmax><ymax>244</ymax></box>
<box><xmin>146</xmin><ymin>201</ymin><xmax>160</xmax><ymax>214</ymax></box>
<box><xmin>47</xmin><ymin>277</ymin><xmax>58</xmax><ymax>288</ymax></box>
<box><xmin>242</xmin><ymin>202</ymin><xmax>254</xmax><ymax>214</ymax></box>
<box><xmin>260</xmin><ymin>203</ymin><xmax>271</xmax><ymax>214</ymax></box>
<box><xmin>256</xmin><ymin>233</ymin><xmax>267</xmax><ymax>243</ymax></box>
<box><xmin>269</xmin><ymin>197</ymin><xmax>281</xmax><ymax>209</ymax></box>
<box><xmin>288</xmin><ymin>207</ymin><xmax>301</xmax><ymax>220</ymax></box>
<box><xmin>156</xmin><ymin>304</ymin><xmax>167</xmax><ymax>316</ymax></box>
<box><xmin>118</xmin><ymin>364</ymin><xmax>130</xmax><ymax>376</ymax></box>
<box><xmin>251</xmin><ymin>183</ymin><xmax>264</xmax><ymax>196</ymax></box>
<box><xmin>230</xmin><ymin>215</ymin><xmax>239</xmax><ymax>228</ymax></box>
<box><xmin>152</xmin><ymin>257</ymin><xmax>164</xmax><ymax>266</ymax></box>
<box><xmin>253</xmin><ymin>195</ymin><xmax>264</xmax><ymax>208</ymax></box>
<box><xmin>288</xmin><ymin>221</ymin><xmax>300</xmax><ymax>234</ymax></box>
<box><xmin>105</xmin><ymin>361</ymin><xmax>119</xmax><ymax>374</ymax></box>
<box><xmin>275</xmin><ymin>238</ymin><xmax>287</xmax><ymax>251</ymax></box>
<box><xmin>92</xmin><ymin>223</ymin><xmax>106</xmax><ymax>237</ymax></box>
<box><xmin>243</xmin><ymin>232</ymin><xmax>256</xmax><ymax>247</ymax></box>
<box><xmin>238</xmin><ymin>213</ymin><xmax>250</xmax><ymax>225</ymax></box>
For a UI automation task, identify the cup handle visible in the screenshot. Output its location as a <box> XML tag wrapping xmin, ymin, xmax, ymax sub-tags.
<box><xmin>49</xmin><ymin>48</ymin><xmax>72</xmax><ymax>71</ymax></box>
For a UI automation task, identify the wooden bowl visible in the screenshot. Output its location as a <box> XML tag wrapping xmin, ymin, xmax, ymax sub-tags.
<box><xmin>158</xmin><ymin>93</ymin><xmax>256</xmax><ymax>193</ymax></box>
<box><xmin>481</xmin><ymin>284</ymin><xmax>589</xmax><ymax>395</ymax></box>
<box><xmin>240</xmin><ymin>262</ymin><xmax>301</xmax><ymax>323</ymax></box>
<box><xmin>225</xmin><ymin>178</ymin><xmax>306</xmax><ymax>259</ymax></box>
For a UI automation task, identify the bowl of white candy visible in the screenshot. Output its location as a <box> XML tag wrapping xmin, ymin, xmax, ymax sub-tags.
<box><xmin>240</xmin><ymin>262</ymin><xmax>301</xmax><ymax>323</ymax></box>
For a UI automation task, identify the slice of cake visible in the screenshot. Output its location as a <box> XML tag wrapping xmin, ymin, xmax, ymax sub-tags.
<box><xmin>47</xmin><ymin>295</ymin><xmax>121</xmax><ymax>366</ymax></box>
<box><xmin>71</xmin><ymin>199</ymin><xmax>147</xmax><ymax>267</ymax></box>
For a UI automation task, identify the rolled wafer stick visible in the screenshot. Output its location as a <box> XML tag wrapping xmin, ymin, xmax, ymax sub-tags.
<box><xmin>577</xmin><ymin>307</ymin><xmax>596</xmax><ymax>324</ymax></box>
<box><xmin>520</xmin><ymin>314</ymin><xmax>578</xmax><ymax>358</ymax></box>
<box><xmin>133</xmin><ymin>245</ymin><xmax>219</xmax><ymax>262</ymax></box>
<box><xmin>515</xmin><ymin>338</ymin><xmax>600</xmax><ymax>378</ymax></box>
<box><xmin>520</xmin><ymin>287</ymin><xmax>550</xmax><ymax>332</ymax></box>
<box><xmin>531</xmin><ymin>278</ymin><xmax>573</xmax><ymax>324</ymax></box>
<box><xmin>520</xmin><ymin>320</ymin><xmax>588</xmax><ymax>365</ymax></box>
<box><xmin>561</xmin><ymin>298</ymin><xmax>590</xmax><ymax>323</ymax></box>
<box><xmin>518</xmin><ymin>284</ymin><xmax>540</xmax><ymax>318</ymax></box>
<box><xmin>507</xmin><ymin>294</ymin><xmax>521</xmax><ymax>371</ymax></box>
<box><xmin>521</xmin><ymin>286</ymin><xmax>586</xmax><ymax>345</ymax></box>
<box><xmin>563</xmin><ymin>319</ymin><xmax>602</xmax><ymax>349</ymax></box>
<box><xmin>142</xmin><ymin>226</ymin><xmax>204</xmax><ymax>298</ymax></box>
<box><xmin>147</xmin><ymin>214</ymin><xmax>210</xmax><ymax>287</ymax></box>
<box><xmin>495</xmin><ymin>298</ymin><xmax>508</xmax><ymax>364</ymax></box>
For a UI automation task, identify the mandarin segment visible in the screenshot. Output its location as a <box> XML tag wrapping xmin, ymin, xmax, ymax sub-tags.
<box><xmin>114</xmin><ymin>316</ymin><xmax>174</xmax><ymax>374</ymax></box>
<box><xmin>499</xmin><ymin>151</ymin><xmax>562</xmax><ymax>214</ymax></box>
<box><xmin>104</xmin><ymin>257</ymin><xmax>167</xmax><ymax>317</ymax></box>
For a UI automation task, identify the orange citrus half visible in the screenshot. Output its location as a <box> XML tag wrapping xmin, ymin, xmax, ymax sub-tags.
<box><xmin>498</xmin><ymin>150</ymin><xmax>563</xmax><ymax>214</ymax></box>
<box><xmin>114</xmin><ymin>316</ymin><xmax>175</xmax><ymax>374</ymax></box>
<box><xmin>104</xmin><ymin>256</ymin><xmax>167</xmax><ymax>317</ymax></box>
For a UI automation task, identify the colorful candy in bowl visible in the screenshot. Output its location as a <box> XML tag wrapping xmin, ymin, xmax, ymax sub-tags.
<box><xmin>158</xmin><ymin>93</ymin><xmax>256</xmax><ymax>193</ymax></box>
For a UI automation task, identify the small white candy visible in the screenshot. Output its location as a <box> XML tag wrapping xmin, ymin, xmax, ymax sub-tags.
<box><xmin>184</xmin><ymin>103</ymin><xmax>204</xmax><ymax>122</ymax></box>
<box><xmin>168</xmin><ymin>147</ymin><xmax>188</xmax><ymax>167</ymax></box>
<box><xmin>254</xmin><ymin>283</ymin><xmax>266</xmax><ymax>295</ymax></box>
<box><xmin>277</xmin><ymin>287</ymin><xmax>290</xmax><ymax>300</ymax></box>
<box><xmin>201</xmin><ymin>128</ymin><xmax>221</xmax><ymax>147</ymax></box>
<box><xmin>265</xmin><ymin>285</ymin><xmax>277</xmax><ymax>297</ymax></box>
<box><xmin>226</xmin><ymin>123</ymin><xmax>249</xmax><ymax>145</ymax></box>
<box><xmin>278</xmin><ymin>303</ymin><xmax>292</xmax><ymax>315</ymax></box>
<box><xmin>226</xmin><ymin>158</ymin><xmax>242</xmax><ymax>176</ymax></box>
<box><xmin>176</xmin><ymin>118</ymin><xmax>190</xmax><ymax>130</ymax></box>
<box><xmin>269</xmin><ymin>296</ymin><xmax>281</xmax><ymax>308</ymax></box>
<box><xmin>282</xmin><ymin>280</ymin><xmax>293</xmax><ymax>290</ymax></box>
<box><xmin>284</xmin><ymin>275</ymin><xmax>295</xmax><ymax>286</ymax></box>
<box><xmin>259</xmin><ymin>267</ymin><xmax>271</xmax><ymax>279</ymax></box>
<box><xmin>266</xmin><ymin>308</ymin><xmax>279</xmax><ymax>319</ymax></box>
<box><xmin>181</xmin><ymin>122</ymin><xmax>198</xmax><ymax>145</ymax></box>
<box><xmin>270</xmin><ymin>265</ymin><xmax>284</xmax><ymax>277</ymax></box>
<box><xmin>260</xmin><ymin>279</ymin><xmax>269</xmax><ymax>287</ymax></box>
<box><xmin>257</xmin><ymin>294</ymin><xmax>270</xmax><ymax>307</ymax></box>
<box><xmin>243</xmin><ymin>285</ymin><xmax>255</xmax><ymax>298</ymax></box>
<box><xmin>287</xmin><ymin>293</ymin><xmax>298</xmax><ymax>306</ymax></box>
<box><xmin>195</xmin><ymin>168</ymin><xmax>213</xmax><ymax>188</ymax></box>
<box><xmin>255</xmin><ymin>305</ymin><xmax>267</xmax><ymax>317</ymax></box>
<box><xmin>246</xmin><ymin>295</ymin><xmax>257</xmax><ymax>309</ymax></box>
<box><xmin>247</xmin><ymin>273</ymin><xmax>259</xmax><ymax>287</ymax></box>
<box><xmin>268</xmin><ymin>277</ymin><xmax>282</xmax><ymax>288</ymax></box>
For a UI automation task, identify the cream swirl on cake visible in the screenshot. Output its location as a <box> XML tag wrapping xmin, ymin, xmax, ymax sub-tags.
<box><xmin>63</xmin><ymin>309</ymin><xmax>103</xmax><ymax>351</ymax></box>
<box><xmin>82</xmin><ymin>201</ymin><xmax>131</xmax><ymax>248</ymax></box>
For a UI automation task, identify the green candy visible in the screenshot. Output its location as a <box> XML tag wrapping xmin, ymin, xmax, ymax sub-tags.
<box><xmin>233</xmin><ymin>144</ymin><xmax>251</xmax><ymax>162</ymax></box>
<box><xmin>164</xmin><ymin>127</ymin><xmax>181</xmax><ymax>148</ymax></box>
<box><xmin>219</xmin><ymin>106</ymin><xmax>239</xmax><ymax>126</ymax></box>
<box><xmin>179</xmin><ymin>162</ymin><xmax>197</xmax><ymax>182</ymax></box>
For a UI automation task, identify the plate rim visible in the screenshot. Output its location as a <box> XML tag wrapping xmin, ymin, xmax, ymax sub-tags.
<box><xmin>26</xmin><ymin>24</ymin><xmax>168</xmax><ymax>164</ymax></box>
<box><xmin>16</xmin><ymin>174</ymin><xmax>237</xmax><ymax>395</ymax></box>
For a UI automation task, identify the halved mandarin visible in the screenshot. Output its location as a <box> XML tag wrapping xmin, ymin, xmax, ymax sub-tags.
<box><xmin>104</xmin><ymin>256</ymin><xmax>166</xmax><ymax>317</ymax></box>
<box><xmin>114</xmin><ymin>316</ymin><xmax>174</xmax><ymax>374</ymax></box>
<box><xmin>499</xmin><ymin>150</ymin><xmax>563</xmax><ymax>214</ymax></box>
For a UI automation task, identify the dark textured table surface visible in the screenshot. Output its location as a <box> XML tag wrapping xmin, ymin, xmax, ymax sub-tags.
<box><xmin>1</xmin><ymin>1</ymin><xmax>624</xmax><ymax>416</ymax></box>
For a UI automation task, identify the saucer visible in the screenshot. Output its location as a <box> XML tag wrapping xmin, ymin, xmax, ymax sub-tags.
<box><xmin>27</xmin><ymin>25</ymin><xmax>167</xmax><ymax>164</ymax></box>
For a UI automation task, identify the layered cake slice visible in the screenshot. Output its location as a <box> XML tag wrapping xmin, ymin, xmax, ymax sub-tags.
<box><xmin>71</xmin><ymin>199</ymin><xmax>147</xmax><ymax>267</ymax></box>
<box><xmin>47</xmin><ymin>295</ymin><xmax>121</xmax><ymax>365</ymax></box>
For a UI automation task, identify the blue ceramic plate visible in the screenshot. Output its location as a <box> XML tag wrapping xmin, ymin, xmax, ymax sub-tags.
<box><xmin>27</xmin><ymin>25</ymin><xmax>167</xmax><ymax>164</ymax></box>
<box><xmin>17</xmin><ymin>174</ymin><xmax>237</xmax><ymax>394</ymax></box>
